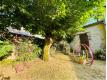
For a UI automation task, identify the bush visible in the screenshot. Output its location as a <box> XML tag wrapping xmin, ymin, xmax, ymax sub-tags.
<box><xmin>16</xmin><ymin>40</ymin><xmax>42</xmax><ymax>61</ymax></box>
<box><xmin>0</xmin><ymin>40</ymin><xmax>14</xmax><ymax>60</ymax></box>
<box><xmin>94</xmin><ymin>49</ymin><xmax>106</xmax><ymax>60</ymax></box>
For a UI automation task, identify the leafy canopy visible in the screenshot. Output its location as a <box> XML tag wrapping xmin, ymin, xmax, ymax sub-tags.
<box><xmin>0</xmin><ymin>0</ymin><xmax>105</xmax><ymax>38</ymax></box>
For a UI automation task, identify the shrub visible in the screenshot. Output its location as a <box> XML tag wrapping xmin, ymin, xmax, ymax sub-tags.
<box><xmin>16</xmin><ymin>40</ymin><xmax>42</xmax><ymax>61</ymax></box>
<box><xmin>0</xmin><ymin>40</ymin><xmax>14</xmax><ymax>60</ymax></box>
<box><xmin>94</xmin><ymin>49</ymin><xmax>106</xmax><ymax>60</ymax></box>
<box><xmin>70</xmin><ymin>48</ymin><xmax>73</xmax><ymax>53</ymax></box>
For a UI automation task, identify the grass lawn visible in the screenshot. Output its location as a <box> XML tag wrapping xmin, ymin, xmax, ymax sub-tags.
<box><xmin>0</xmin><ymin>53</ymin><xmax>106</xmax><ymax>80</ymax></box>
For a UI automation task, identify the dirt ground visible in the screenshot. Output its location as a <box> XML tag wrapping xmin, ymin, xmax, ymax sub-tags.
<box><xmin>0</xmin><ymin>53</ymin><xmax>106</xmax><ymax>80</ymax></box>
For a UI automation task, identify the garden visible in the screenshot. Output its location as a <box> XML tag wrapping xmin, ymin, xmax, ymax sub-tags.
<box><xmin>0</xmin><ymin>0</ymin><xmax>106</xmax><ymax>80</ymax></box>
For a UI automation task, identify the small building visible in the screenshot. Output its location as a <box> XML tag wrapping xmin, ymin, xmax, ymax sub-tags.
<box><xmin>7</xmin><ymin>27</ymin><xmax>45</xmax><ymax>39</ymax></box>
<box><xmin>70</xmin><ymin>20</ymin><xmax>106</xmax><ymax>53</ymax></box>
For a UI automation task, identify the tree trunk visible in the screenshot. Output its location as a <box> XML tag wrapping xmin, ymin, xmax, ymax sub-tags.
<box><xmin>43</xmin><ymin>37</ymin><xmax>53</xmax><ymax>61</ymax></box>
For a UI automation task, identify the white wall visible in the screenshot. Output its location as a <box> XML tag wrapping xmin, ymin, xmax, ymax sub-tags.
<box><xmin>70</xmin><ymin>23</ymin><xmax>106</xmax><ymax>52</ymax></box>
<box><xmin>86</xmin><ymin>24</ymin><xmax>106</xmax><ymax>51</ymax></box>
<box><xmin>70</xmin><ymin>35</ymin><xmax>81</xmax><ymax>54</ymax></box>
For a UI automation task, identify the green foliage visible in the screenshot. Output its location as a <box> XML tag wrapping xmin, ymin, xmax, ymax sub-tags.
<box><xmin>65</xmin><ymin>35</ymin><xmax>74</xmax><ymax>43</ymax></box>
<box><xmin>1</xmin><ymin>0</ymin><xmax>105</xmax><ymax>38</ymax></box>
<box><xmin>94</xmin><ymin>49</ymin><xmax>106</xmax><ymax>60</ymax></box>
<box><xmin>0</xmin><ymin>40</ymin><xmax>13</xmax><ymax>59</ymax></box>
<box><xmin>16</xmin><ymin>40</ymin><xmax>42</xmax><ymax>55</ymax></box>
<box><xmin>70</xmin><ymin>48</ymin><xmax>73</xmax><ymax>52</ymax></box>
<box><xmin>15</xmin><ymin>40</ymin><xmax>42</xmax><ymax>61</ymax></box>
<box><xmin>0</xmin><ymin>39</ymin><xmax>42</xmax><ymax>63</ymax></box>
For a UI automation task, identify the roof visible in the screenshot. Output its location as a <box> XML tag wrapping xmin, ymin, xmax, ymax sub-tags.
<box><xmin>7</xmin><ymin>27</ymin><xmax>45</xmax><ymax>39</ymax></box>
<box><xmin>84</xmin><ymin>20</ymin><xmax>105</xmax><ymax>28</ymax></box>
<box><xmin>76</xmin><ymin>20</ymin><xmax>105</xmax><ymax>35</ymax></box>
<box><xmin>7</xmin><ymin>27</ymin><xmax>32</xmax><ymax>36</ymax></box>
<box><xmin>85</xmin><ymin>18</ymin><xmax>98</xmax><ymax>25</ymax></box>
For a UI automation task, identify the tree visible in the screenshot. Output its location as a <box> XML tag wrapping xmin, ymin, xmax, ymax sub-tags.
<box><xmin>0</xmin><ymin>0</ymin><xmax>105</xmax><ymax>61</ymax></box>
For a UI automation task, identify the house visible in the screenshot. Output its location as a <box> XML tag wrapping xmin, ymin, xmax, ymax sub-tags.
<box><xmin>70</xmin><ymin>20</ymin><xmax>106</xmax><ymax>54</ymax></box>
<box><xmin>0</xmin><ymin>27</ymin><xmax>45</xmax><ymax>48</ymax></box>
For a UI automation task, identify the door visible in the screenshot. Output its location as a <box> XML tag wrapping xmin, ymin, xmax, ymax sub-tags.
<box><xmin>79</xmin><ymin>33</ymin><xmax>89</xmax><ymax>50</ymax></box>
